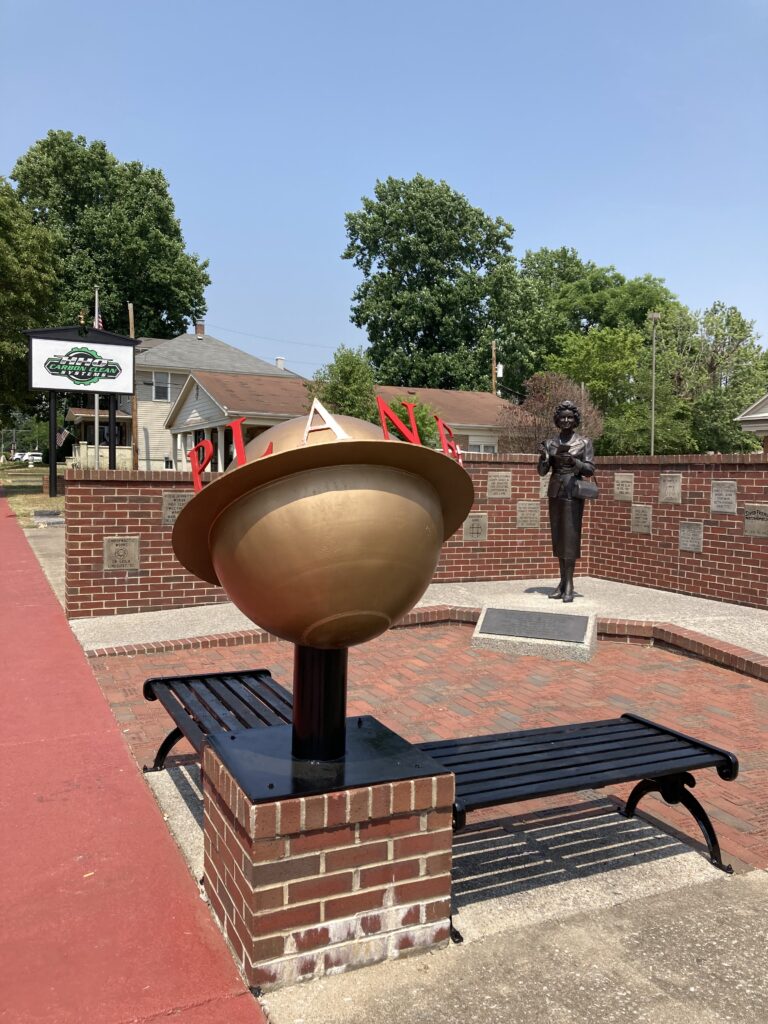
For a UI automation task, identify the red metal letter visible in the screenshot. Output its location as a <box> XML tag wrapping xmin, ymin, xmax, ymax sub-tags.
<box><xmin>376</xmin><ymin>396</ymin><xmax>422</xmax><ymax>445</ymax></box>
<box><xmin>435</xmin><ymin>417</ymin><xmax>463</xmax><ymax>465</ymax></box>
<box><xmin>188</xmin><ymin>439</ymin><xmax>215</xmax><ymax>492</ymax></box>
<box><xmin>228</xmin><ymin>416</ymin><xmax>247</xmax><ymax>467</ymax></box>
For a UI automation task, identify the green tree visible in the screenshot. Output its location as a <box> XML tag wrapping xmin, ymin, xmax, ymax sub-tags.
<box><xmin>673</xmin><ymin>302</ymin><xmax>766</xmax><ymax>453</ymax></box>
<box><xmin>385</xmin><ymin>396</ymin><xmax>440</xmax><ymax>448</ymax></box>
<box><xmin>0</xmin><ymin>179</ymin><xmax>59</xmax><ymax>419</ymax></box>
<box><xmin>11</xmin><ymin>130</ymin><xmax>210</xmax><ymax>338</ymax></box>
<box><xmin>342</xmin><ymin>175</ymin><xmax>521</xmax><ymax>392</ymax></box>
<box><xmin>306</xmin><ymin>345</ymin><xmax>378</xmax><ymax>422</ymax></box>
<box><xmin>548</xmin><ymin>302</ymin><xmax>765</xmax><ymax>454</ymax></box>
<box><xmin>306</xmin><ymin>345</ymin><xmax>441</xmax><ymax>446</ymax></box>
<box><xmin>517</xmin><ymin>246</ymin><xmax>676</xmax><ymax>369</ymax></box>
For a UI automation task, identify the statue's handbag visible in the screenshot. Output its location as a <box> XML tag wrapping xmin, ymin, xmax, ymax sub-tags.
<box><xmin>573</xmin><ymin>474</ymin><xmax>599</xmax><ymax>500</ymax></box>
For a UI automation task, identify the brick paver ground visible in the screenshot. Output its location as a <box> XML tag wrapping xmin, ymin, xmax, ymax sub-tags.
<box><xmin>92</xmin><ymin>625</ymin><xmax>768</xmax><ymax>871</ymax></box>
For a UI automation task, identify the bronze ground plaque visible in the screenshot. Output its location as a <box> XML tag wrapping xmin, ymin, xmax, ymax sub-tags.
<box><xmin>479</xmin><ymin>607</ymin><xmax>589</xmax><ymax>644</ymax></box>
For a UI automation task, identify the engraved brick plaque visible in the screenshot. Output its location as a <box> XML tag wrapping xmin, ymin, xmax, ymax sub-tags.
<box><xmin>658</xmin><ymin>474</ymin><xmax>682</xmax><ymax>504</ymax></box>
<box><xmin>539</xmin><ymin>474</ymin><xmax>550</xmax><ymax>499</ymax></box>
<box><xmin>711</xmin><ymin>480</ymin><xmax>737</xmax><ymax>514</ymax></box>
<box><xmin>463</xmin><ymin>513</ymin><xmax>488</xmax><ymax>542</ymax></box>
<box><xmin>161</xmin><ymin>490</ymin><xmax>195</xmax><ymax>526</ymax></box>
<box><xmin>630</xmin><ymin>504</ymin><xmax>652</xmax><ymax>534</ymax></box>
<box><xmin>614</xmin><ymin>473</ymin><xmax>635</xmax><ymax>502</ymax></box>
<box><xmin>744</xmin><ymin>504</ymin><xmax>768</xmax><ymax>538</ymax></box>
<box><xmin>516</xmin><ymin>500</ymin><xmax>541</xmax><ymax>529</ymax></box>
<box><xmin>103</xmin><ymin>535</ymin><xmax>140</xmax><ymax>571</ymax></box>
<box><xmin>679</xmin><ymin>522</ymin><xmax>704</xmax><ymax>552</ymax></box>
<box><xmin>486</xmin><ymin>472</ymin><xmax>511</xmax><ymax>499</ymax></box>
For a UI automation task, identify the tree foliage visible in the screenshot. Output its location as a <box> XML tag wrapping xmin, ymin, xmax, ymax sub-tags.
<box><xmin>0</xmin><ymin>178</ymin><xmax>59</xmax><ymax>419</ymax></box>
<box><xmin>516</xmin><ymin>246</ymin><xmax>676</xmax><ymax>370</ymax></box>
<box><xmin>385</xmin><ymin>396</ymin><xmax>440</xmax><ymax>448</ymax></box>
<box><xmin>497</xmin><ymin>372</ymin><xmax>604</xmax><ymax>454</ymax></box>
<box><xmin>306</xmin><ymin>345</ymin><xmax>440</xmax><ymax>446</ymax></box>
<box><xmin>342</xmin><ymin>175</ymin><xmax>519</xmax><ymax>391</ymax></box>
<box><xmin>548</xmin><ymin>302</ymin><xmax>766</xmax><ymax>454</ymax></box>
<box><xmin>11</xmin><ymin>130</ymin><xmax>210</xmax><ymax>338</ymax></box>
<box><xmin>306</xmin><ymin>345</ymin><xmax>378</xmax><ymax>422</ymax></box>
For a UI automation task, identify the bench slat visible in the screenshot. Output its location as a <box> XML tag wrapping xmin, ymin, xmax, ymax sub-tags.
<box><xmin>233</xmin><ymin>673</ymin><xmax>293</xmax><ymax>725</ymax></box>
<box><xmin>457</xmin><ymin>749</ymin><xmax>723</xmax><ymax>807</ymax></box>
<box><xmin>215</xmin><ymin>676</ymin><xmax>286</xmax><ymax>729</ymax></box>
<box><xmin>231</xmin><ymin>675</ymin><xmax>290</xmax><ymax>724</ymax></box>
<box><xmin>188</xmin><ymin>678</ymin><xmax>246</xmax><ymax>733</ymax></box>
<box><xmin>174</xmin><ymin>682</ymin><xmax>228</xmax><ymax>734</ymax></box>
<box><xmin>150</xmin><ymin>685</ymin><xmax>206</xmax><ymax>755</ymax></box>
<box><xmin>425</xmin><ymin>727</ymin><xmax>681</xmax><ymax>767</ymax></box>
<box><xmin>420</xmin><ymin>720</ymin><xmax>652</xmax><ymax>759</ymax></box>
<box><xmin>441</xmin><ymin>733</ymin><xmax>685</xmax><ymax>777</ymax></box>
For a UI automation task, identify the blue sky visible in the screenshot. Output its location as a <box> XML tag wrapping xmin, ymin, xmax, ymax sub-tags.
<box><xmin>2</xmin><ymin>0</ymin><xmax>766</xmax><ymax>377</ymax></box>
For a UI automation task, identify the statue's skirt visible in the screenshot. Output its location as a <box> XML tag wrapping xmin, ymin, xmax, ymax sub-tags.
<box><xmin>548</xmin><ymin>496</ymin><xmax>584</xmax><ymax>560</ymax></box>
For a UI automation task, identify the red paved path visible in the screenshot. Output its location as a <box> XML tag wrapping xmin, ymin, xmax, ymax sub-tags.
<box><xmin>0</xmin><ymin>496</ymin><xmax>265</xmax><ymax>1024</ymax></box>
<box><xmin>95</xmin><ymin>627</ymin><xmax>768</xmax><ymax>872</ymax></box>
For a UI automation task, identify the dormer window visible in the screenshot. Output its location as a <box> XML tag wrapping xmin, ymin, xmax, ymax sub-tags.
<box><xmin>153</xmin><ymin>371</ymin><xmax>170</xmax><ymax>401</ymax></box>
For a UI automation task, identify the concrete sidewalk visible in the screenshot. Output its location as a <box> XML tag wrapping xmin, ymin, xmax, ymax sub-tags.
<box><xmin>1</xmin><ymin>502</ymin><xmax>264</xmax><ymax>1024</ymax></box>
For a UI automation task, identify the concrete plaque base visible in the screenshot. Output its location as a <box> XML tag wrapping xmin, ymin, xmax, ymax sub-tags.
<box><xmin>471</xmin><ymin>604</ymin><xmax>597</xmax><ymax>662</ymax></box>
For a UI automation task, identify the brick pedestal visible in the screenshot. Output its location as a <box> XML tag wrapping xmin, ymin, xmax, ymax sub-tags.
<box><xmin>202</xmin><ymin>747</ymin><xmax>454</xmax><ymax>990</ymax></box>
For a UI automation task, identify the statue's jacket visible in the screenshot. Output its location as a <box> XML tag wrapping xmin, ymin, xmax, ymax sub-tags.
<box><xmin>539</xmin><ymin>435</ymin><xmax>595</xmax><ymax>500</ymax></box>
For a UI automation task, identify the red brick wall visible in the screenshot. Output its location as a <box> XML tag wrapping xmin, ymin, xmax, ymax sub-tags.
<box><xmin>588</xmin><ymin>454</ymin><xmax>768</xmax><ymax>608</ymax></box>
<box><xmin>64</xmin><ymin>469</ymin><xmax>225</xmax><ymax>618</ymax></box>
<box><xmin>203</xmin><ymin>747</ymin><xmax>453</xmax><ymax>989</ymax></box>
<box><xmin>65</xmin><ymin>453</ymin><xmax>768</xmax><ymax>618</ymax></box>
<box><xmin>434</xmin><ymin>454</ymin><xmax>565</xmax><ymax>582</ymax></box>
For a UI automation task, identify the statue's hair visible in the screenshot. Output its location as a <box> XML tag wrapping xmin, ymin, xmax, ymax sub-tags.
<box><xmin>553</xmin><ymin>400</ymin><xmax>581</xmax><ymax>427</ymax></box>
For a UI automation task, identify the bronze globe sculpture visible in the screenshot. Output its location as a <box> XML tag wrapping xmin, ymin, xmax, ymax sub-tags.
<box><xmin>172</xmin><ymin>403</ymin><xmax>474</xmax><ymax>760</ymax></box>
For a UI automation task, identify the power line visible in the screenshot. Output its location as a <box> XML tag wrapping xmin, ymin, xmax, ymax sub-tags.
<box><xmin>207</xmin><ymin>323</ymin><xmax>339</xmax><ymax>352</ymax></box>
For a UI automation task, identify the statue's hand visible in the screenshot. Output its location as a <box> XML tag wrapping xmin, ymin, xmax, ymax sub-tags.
<box><xmin>537</xmin><ymin>442</ymin><xmax>549</xmax><ymax>458</ymax></box>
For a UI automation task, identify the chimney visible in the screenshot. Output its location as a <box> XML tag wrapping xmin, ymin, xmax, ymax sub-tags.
<box><xmin>195</xmin><ymin>321</ymin><xmax>205</xmax><ymax>338</ymax></box>
<box><xmin>275</xmin><ymin>356</ymin><xmax>285</xmax><ymax>371</ymax></box>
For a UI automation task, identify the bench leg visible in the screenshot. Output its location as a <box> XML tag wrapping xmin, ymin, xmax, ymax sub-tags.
<box><xmin>143</xmin><ymin>726</ymin><xmax>184</xmax><ymax>773</ymax></box>
<box><xmin>620</xmin><ymin>772</ymin><xmax>733</xmax><ymax>874</ymax></box>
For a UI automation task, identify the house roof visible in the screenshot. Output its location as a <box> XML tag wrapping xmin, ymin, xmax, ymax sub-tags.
<box><xmin>735</xmin><ymin>392</ymin><xmax>768</xmax><ymax>424</ymax></box>
<box><xmin>374</xmin><ymin>386</ymin><xmax>510</xmax><ymax>429</ymax></box>
<box><xmin>163</xmin><ymin>372</ymin><xmax>512</xmax><ymax>432</ymax></box>
<box><xmin>194</xmin><ymin>371</ymin><xmax>310</xmax><ymax>416</ymax></box>
<box><xmin>165</xmin><ymin>372</ymin><xmax>310</xmax><ymax>428</ymax></box>
<box><xmin>135</xmin><ymin>332</ymin><xmax>298</xmax><ymax>377</ymax></box>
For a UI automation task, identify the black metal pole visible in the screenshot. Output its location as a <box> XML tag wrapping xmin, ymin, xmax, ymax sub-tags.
<box><xmin>292</xmin><ymin>646</ymin><xmax>348</xmax><ymax>761</ymax></box>
<box><xmin>48</xmin><ymin>390</ymin><xmax>57</xmax><ymax>498</ymax></box>
<box><xmin>108</xmin><ymin>394</ymin><xmax>117</xmax><ymax>470</ymax></box>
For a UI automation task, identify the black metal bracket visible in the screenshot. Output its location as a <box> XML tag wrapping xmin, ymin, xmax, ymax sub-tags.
<box><xmin>620</xmin><ymin>772</ymin><xmax>733</xmax><ymax>873</ymax></box>
<box><xmin>142</xmin><ymin>726</ymin><xmax>183</xmax><ymax>773</ymax></box>
<box><xmin>452</xmin><ymin>799</ymin><xmax>466</xmax><ymax>833</ymax></box>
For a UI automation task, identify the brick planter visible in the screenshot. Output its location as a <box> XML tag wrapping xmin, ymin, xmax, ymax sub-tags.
<box><xmin>202</xmin><ymin>747</ymin><xmax>454</xmax><ymax>990</ymax></box>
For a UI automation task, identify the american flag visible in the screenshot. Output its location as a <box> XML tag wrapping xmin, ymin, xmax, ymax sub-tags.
<box><xmin>56</xmin><ymin>428</ymin><xmax>70</xmax><ymax>448</ymax></box>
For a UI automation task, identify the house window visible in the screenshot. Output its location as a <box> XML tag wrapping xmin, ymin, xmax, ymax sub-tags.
<box><xmin>153</xmin><ymin>371</ymin><xmax>170</xmax><ymax>401</ymax></box>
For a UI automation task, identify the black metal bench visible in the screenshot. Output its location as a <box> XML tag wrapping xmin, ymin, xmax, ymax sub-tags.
<box><xmin>419</xmin><ymin>714</ymin><xmax>738</xmax><ymax>873</ymax></box>
<box><xmin>143</xmin><ymin>670</ymin><xmax>738</xmax><ymax>873</ymax></box>
<box><xmin>142</xmin><ymin>668</ymin><xmax>293</xmax><ymax>770</ymax></box>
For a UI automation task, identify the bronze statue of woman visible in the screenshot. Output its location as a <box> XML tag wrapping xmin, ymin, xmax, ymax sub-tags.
<box><xmin>537</xmin><ymin>400</ymin><xmax>595</xmax><ymax>603</ymax></box>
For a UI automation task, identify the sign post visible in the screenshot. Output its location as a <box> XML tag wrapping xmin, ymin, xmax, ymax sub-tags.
<box><xmin>25</xmin><ymin>326</ymin><xmax>137</xmax><ymax>495</ymax></box>
<box><xmin>48</xmin><ymin>390</ymin><xmax>57</xmax><ymax>497</ymax></box>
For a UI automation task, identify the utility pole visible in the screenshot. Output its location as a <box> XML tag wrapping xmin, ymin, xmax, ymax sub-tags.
<box><xmin>647</xmin><ymin>311</ymin><xmax>661</xmax><ymax>456</ymax></box>
<box><xmin>94</xmin><ymin>286</ymin><xmax>100</xmax><ymax>470</ymax></box>
<box><xmin>128</xmin><ymin>302</ymin><xmax>139</xmax><ymax>469</ymax></box>
<box><xmin>491</xmin><ymin>337</ymin><xmax>497</xmax><ymax>394</ymax></box>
